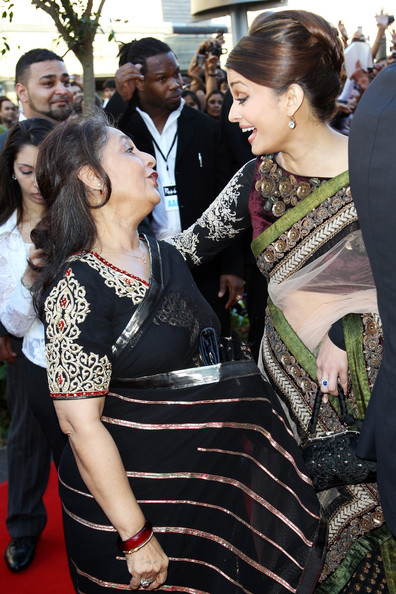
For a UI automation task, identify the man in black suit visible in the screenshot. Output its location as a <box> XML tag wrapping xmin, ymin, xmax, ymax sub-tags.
<box><xmin>349</xmin><ymin>63</ymin><xmax>396</xmax><ymax>535</ymax></box>
<box><xmin>105</xmin><ymin>38</ymin><xmax>244</xmax><ymax>334</ymax></box>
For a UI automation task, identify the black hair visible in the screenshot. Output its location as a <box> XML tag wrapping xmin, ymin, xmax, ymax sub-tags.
<box><xmin>226</xmin><ymin>10</ymin><xmax>344</xmax><ymax>122</ymax></box>
<box><xmin>204</xmin><ymin>90</ymin><xmax>224</xmax><ymax>119</ymax></box>
<box><xmin>102</xmin><ymin>78</ymin><xmax>116</xmax><ymax>90</ymax></box>
<box><xmin>181</xmin><ymin>89</ymin><xmax>202</xmax><ymax>111</ymax></box>
<box><xmin>0</xmin><ymin>96</ymin><xmax>14</xmax><ymax>109</ymax></box>
<box><xmin>0</xmin><ymin>118</ymin><xmax>55</xmax><ymax>226</ymax></box>
<box><xmin>15</xmin><ymin>49</ymin><xmax>64</xmax><ymax>84</ymax></box>
<box><xmin>117</xmin><ymin>37</ymin><xmax>173</xmax><ymax>75</ymax></box>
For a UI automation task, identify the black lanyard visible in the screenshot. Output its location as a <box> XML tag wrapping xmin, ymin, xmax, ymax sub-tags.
<box><xmin>150</xmin><ymin>131</ymin><xmax>178</xmax><ymax>172</ymax></box>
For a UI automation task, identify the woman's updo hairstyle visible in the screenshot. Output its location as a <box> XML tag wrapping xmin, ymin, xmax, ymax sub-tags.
<box><xmin>226</xmin><ymin>10</ymin><xmax>344</xmax><ymax>122</ymax></box>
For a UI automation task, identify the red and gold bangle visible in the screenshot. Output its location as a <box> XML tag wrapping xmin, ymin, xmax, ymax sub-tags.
<box><xmin>117</xmin><ymin>521</ymin><xmax>153</xmax><ymax>555</ymax></box>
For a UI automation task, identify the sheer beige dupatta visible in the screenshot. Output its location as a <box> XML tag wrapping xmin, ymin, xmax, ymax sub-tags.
<box><xmin>251</xmin><ymin>171</ymin><xmax>378</xmax><ymax>354</ymax></box>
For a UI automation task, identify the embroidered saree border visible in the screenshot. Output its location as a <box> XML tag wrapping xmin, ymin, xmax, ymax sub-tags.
<box><xmin>251</xmin><ymin>170</ymin><xmax>349</xmax><ymax>259</ymax></box>
<box><xmin>381</xmin><ymin>536</ymin><xmax>396</xmax><ymax>593</ymax></box>
<box><xmin>268</xmin><ymin>299</ymin><xmax>317</xmax><ymax>382</ymax></box>
<box><xmin>342</xmin><ymin>314</ymin><xmax>372</xmax><ymax>418</ymax></box>
<box><xmin>268</xmin><ymin>300</ymin><xmax>364</xmax><ymax>421</ymax></box>
<box><xmin>258</xmin><ymin>172</ymin><xmax>390</xmax><ymax>591</ymax></box>
<box><xmin>315</xmin><ymin>524</ymin><xmax>393</xmax><ymax>594</ymax></box>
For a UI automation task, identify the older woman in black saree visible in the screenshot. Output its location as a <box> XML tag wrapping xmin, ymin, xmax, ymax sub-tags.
<box><xmin>32</xmin><ymin>111</ymin><xmax>324</xmax><ymax>593</ymax></box>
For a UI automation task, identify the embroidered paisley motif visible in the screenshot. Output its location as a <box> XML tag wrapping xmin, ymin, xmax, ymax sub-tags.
<box><xmin>362</xmin><ymin>313</ymin><xmax>383</xmax><ymax>392</ymax></box>
<box><xmin>167</xmin><ymin>231</ymin><xmax>201</xmax><ymax>266</ymax></box>
<box><xmin>69</xmin><ymin>252</ymin><xmax>147</xmax><ymax>304</ymax></box>
<box><xmin>44</xmin><ymin>268</ymin><xmax>112</xmax><ymax>397</ymax></box>
<box><xmin>168</xmin><ymin>167</ymin><xmax>246</xmax><ymax>264</ymax></box>
<box><xmin>256</xmin><ymin>155</ymin><xmax>323</xmax><ymax>214</ymax></box>
<box><xmin>153</xmin><ymin>292</ymin><xmax>200</xmax><ymax>346</ymax></box>
<box><xmin>258</xmin><ymin>190</ymin><xmax>356</xmax><ymax>283</ymax></box>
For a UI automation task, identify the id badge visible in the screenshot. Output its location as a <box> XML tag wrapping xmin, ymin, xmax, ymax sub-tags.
<box><xmin>163</xmin><ymin>185</ymin><xmax>179</xmax><ymax>211</ymax></box>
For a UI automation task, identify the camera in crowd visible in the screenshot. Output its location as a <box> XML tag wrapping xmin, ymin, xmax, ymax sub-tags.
<box><xmin>208</xmin><ymin>40</ymin><xmax>222</xmax><ymax>59</ymax></box>
<box><xmin>195</xmin><ymin>53</ymin><xmax>205</xmax><ymax>67</ymax></box>
<box><xmin>195</xmin><ymin>38</ymin><xmax>223</xmax><ymax>67</ymax></box>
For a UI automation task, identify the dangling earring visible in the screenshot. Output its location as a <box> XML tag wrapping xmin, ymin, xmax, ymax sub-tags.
<box><xmin>288</xmin><ymin>114</ymin><xmax>296</xmax><ymax>130</ymax></box>
<box><xmin>97</xmin><ymin>183</ymin><xmax>103</xmax><ymax>195</ymax></box>
<box><xmin>11</xmin><ymin>173</ymin><xmax>17</xmax><ymax>180</ymax></box>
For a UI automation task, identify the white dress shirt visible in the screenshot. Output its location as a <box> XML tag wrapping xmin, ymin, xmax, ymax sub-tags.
<box><xmin>137</xmin><ymin>99</ymin><xmax>184</xmax><ymax>239</ymax></box>
<box><xmin>0</xmin><ymin>210</ymin><xmax>46</xmax><ymax>367</ymax></box>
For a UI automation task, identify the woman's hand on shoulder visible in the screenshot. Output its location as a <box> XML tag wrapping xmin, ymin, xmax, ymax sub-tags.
<box><xmin>316</xmin><ymin>334</ymin><xmax>348</xmax><ymax>401</ymax></box>
<box><xmin>126</xmin><ymin>536</ymin><xmax>169</xmax><ymax>590</ymax></box>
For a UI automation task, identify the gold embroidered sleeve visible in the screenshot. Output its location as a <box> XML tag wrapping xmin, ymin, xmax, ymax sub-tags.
<box><xmin>44</xmin><ymin>268</ymin><xmax>112</xmax><ymax>399</ymax></box>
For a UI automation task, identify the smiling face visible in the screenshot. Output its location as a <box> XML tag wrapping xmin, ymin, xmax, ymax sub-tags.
<box><xmin>13</xmin><ymin>144</ymin><xmax>44</xmax><ymax>211</ymax></box>
<box><xmin>16</xmin><ymin>60</ymin><xmax>72</xmax><ymax>123</ymax></box>
<box><xmin>99</xmin><ymin>128</ymin><xmax>160</xmax><ymax>219</ymax></box>
<box><xmin>137</xmin><ymin>52</ymin><xmax>183</xmax><ymax>114</ymax></box>
<box><xmin>228</xmin><ymin>69</ymin><xmax>290</xmax><ymax>156</ymax></box>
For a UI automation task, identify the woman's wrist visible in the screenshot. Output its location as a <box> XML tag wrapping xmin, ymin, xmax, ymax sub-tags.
<box><xmin>117</xmin><ymin>520</ymin><xmax>153</xmax><ymax>555</ymax></box>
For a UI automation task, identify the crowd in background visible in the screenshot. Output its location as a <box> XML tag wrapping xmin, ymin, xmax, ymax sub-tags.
<box><xmin>1</xmin><ymin>7</ymin><xmax>396</xmax><ymax>593</ymax></box>
<box><xmin>1</xmin><ymin>10</ymin><xmax>395</xmax><ymax>133</ymax></box>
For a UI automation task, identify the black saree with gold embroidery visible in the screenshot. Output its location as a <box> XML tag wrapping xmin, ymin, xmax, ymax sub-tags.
<box><xmin>42</xmin><ymin>235</ymin><xmax>325</xmax><ymax>593</ymax></box>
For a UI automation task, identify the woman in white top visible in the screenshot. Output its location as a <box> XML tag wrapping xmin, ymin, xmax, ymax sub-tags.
<box><xmin>0</xmin><ymin>119</ymin><xmax>65</xmax><ymax>572</ymax></box>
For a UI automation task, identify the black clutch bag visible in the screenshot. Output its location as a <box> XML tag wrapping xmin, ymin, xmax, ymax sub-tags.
<box><xmin>300</xmin><ymin>386</ymin><xmax>377</xmax><ymax>492</ymax></box>
<box><xmin>198</xmin><ymin>327</ymin><xmax>252</xmax><ymax>365</ymax></box>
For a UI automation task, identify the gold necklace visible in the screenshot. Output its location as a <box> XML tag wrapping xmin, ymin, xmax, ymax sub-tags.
<box><xmin>101</xmin><ymin>240</ymin><xmax>148</xmax><ymax>264</ymax></box>
<box><xmin>129</xmin><ymin>252</ymin><xmax>147</xmax><ymax>264</ymax></box>
<box><xmin>130</xmin><ymin>240</ymin><xmax>147</xmax><ymax>264</ymax></box>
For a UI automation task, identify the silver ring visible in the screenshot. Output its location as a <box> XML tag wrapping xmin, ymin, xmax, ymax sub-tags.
<box><xmin>236</xmin><ymin>294</ymin><xmax>243</xmax><ymax>300</ymax></box>
<box><xmin>320</xmin><ymin>379</ymin><xmax>328</xmax><ymax>387</ymax></box>
<box><xmin>140</xmin><ymin>577</ymin><xmax>151</xmax><ymax>588</ymax></box>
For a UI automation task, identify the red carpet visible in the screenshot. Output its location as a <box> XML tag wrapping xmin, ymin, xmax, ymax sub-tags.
<box><xmin>0</xmin><ymin>463</ymin><xmax>74</xmax><ymax>592</ymax></box>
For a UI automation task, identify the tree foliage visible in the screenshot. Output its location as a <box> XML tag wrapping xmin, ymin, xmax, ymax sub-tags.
<box><xmin>1</xmin><ymin>0</ymin><xmax>13</xmax><ymax>55</ymax></box>
<box><xmin>31</xmin><ymin>0</ymin><xmax>107</xmax><ymax>110</ymax></box>
<box><xmin>31</xmin><ymin>0</ymin><xmax>106</xmax><ymax>60</ymax></box>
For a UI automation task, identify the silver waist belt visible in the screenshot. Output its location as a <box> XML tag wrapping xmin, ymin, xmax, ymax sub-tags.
<box><xmin>110</xmin><ymin>360</ymin><xmax>261</xmax><ymax>391</ymax></box>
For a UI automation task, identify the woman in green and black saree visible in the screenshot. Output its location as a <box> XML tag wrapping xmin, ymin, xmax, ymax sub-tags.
<box><xmin>168</xmin><ymin>9</ymin><xmax>396</xmax><ymax>593</ymax></box>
